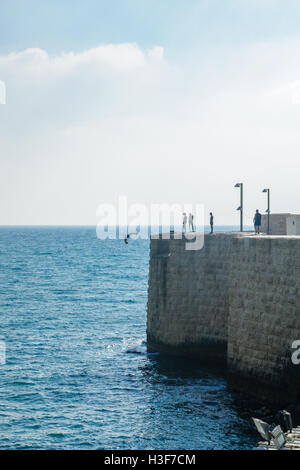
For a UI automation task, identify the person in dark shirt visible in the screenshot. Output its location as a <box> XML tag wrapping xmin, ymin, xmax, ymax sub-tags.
<box><xmin>210</xmin><ymin>212</ymin><xmax>214</xmax><ymax>234</ymax></box>
<box><xmin>253</xmin><ymin>209</ymin><xmax>262</xmax><ymax>234</ymax></box>
<box><xmin>182</xmin><ymin>212</ymin><xmax>187</xmax><ymax>233</ymax></box>
<box><xmin>188</xmin><ymin>213</ymin><xmax>195</xmax><ymax>232</ymax></box>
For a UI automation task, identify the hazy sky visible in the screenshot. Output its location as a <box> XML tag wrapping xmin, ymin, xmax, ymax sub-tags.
<box><xmin>1</xmin><ymin>0</ymin><xmax>300</xmax><ymax>225</ymax></box>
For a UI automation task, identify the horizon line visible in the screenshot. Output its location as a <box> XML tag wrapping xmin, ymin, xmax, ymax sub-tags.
<box><xmin>0</xmin><ymin>224</ymin><xmax>252</xmax><ymax>228</ymax></box>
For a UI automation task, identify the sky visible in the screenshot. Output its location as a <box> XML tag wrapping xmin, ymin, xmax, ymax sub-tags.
<box><xmin>1</xmin><ymin>0</ymin><xmax>300</xmax><ymax>225</ymax></box>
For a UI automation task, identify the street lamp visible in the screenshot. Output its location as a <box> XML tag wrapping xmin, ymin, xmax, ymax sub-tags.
<box><xmin>235</xmin><ymin>183</ymin><xmax>243</xmax><ymax>232</ymax></box>
<box><xmin>234</xmin><ymin>183</ymin><xmax>243</xmax><ymax>232</ymax></box>
<box><xmin>262</xmin><ymin>188</ymin><xmax>270</xmax><ymax>234</ymax></box>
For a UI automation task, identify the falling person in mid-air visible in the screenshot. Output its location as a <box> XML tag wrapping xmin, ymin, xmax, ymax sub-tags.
<box><xmin>124</xmin><ymin>233</ymin><xmax>138</xmax><ymax>245</ymax></box>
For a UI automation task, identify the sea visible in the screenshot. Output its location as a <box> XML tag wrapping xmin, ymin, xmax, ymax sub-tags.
<box><xmin>0</xmin><ymin>226</ymin><xmax>261</xmax><ymax>450</ymax></box>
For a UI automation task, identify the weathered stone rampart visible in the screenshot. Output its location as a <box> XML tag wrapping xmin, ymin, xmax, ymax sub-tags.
<box><xmin>228</xmin><ymin>236</ymin><xmax>300</xmax><ymax>403</ymax></box>
<box><xmin>147</xmin><ymin>232</ymin><xmax>300</xmax><ymax>403</ymax></box>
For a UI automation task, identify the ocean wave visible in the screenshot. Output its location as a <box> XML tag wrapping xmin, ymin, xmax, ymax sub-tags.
<box><xmin>125</xmin><ymin>339</ymin><xmax>147</xmax><ymax>355</ymax></box>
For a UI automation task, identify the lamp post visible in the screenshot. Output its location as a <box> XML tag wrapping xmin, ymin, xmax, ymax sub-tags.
<box><xmin>262</xmin><ymin>188</ymin><xmax>270</xmax><ymax>234</ymax></box>
<box><xmin>235</xmin><ymin>183</ymin><xmax>243</xmax><ymax>232</ymax></box>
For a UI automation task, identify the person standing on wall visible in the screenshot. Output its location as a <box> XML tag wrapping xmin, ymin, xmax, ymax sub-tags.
<box><xmin>210</xmin><ymin>212</ymin><xmax>214</xmax><ymax>234</ymax></box>
<box><xmin>182</xmin><ymin>213</ymin><xmax>187</xmax><ymax>233</ymax></box>
<box><xmin>253</xmin><ymin>209</ymin><xmax>262</xmax><ymax>234</ymax></box>
<box><xmin>188</xmin><ymin>213</ymin><xmax>194</xmax><ymax>232</ymax></box>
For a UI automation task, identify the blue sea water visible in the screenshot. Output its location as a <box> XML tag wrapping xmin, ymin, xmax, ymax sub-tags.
<box><xmin>0</xmin><ymin>226</ymin><xmax>259</xmax><ymax>450</ymax></box>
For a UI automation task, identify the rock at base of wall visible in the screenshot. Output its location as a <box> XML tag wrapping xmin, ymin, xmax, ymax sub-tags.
<box><xmin>147</xmin><ymin>332</ymin><xmax>227</xmax><ymax>366</ymax></box>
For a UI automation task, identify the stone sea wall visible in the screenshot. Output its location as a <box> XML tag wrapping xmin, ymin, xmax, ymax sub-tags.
<box><xmin>147</xmin><ymin>233</ymin><xmax>241</xmax><ymax>364</ymax></box>
<box><xmin>147</xmin><ymin>232</ymin><xmax>300</xmax><ymax>403</ymax></box>
<box><xmin>228</xmin><ymin>236</ymin><xmax>300</xmax><ymax>403</ymax></box>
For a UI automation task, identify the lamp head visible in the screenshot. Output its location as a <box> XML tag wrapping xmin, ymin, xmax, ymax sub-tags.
<box><xmin>262</xmin><ymin>188</ymin><xmax>269</xmax><ymax>193</ymax></box>
<box><xmin>235</xmin><ymin>183</ymin><xmax>241</xmax><ymax>188</ymax></box>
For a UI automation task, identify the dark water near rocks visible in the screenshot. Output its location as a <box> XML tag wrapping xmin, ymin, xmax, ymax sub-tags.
<box><xmin>0</xmin><ymin>226</ymin><xmax>260</xmax><ymax>449</ymax></box>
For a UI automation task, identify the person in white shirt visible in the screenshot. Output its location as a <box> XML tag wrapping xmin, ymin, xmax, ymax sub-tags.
<box><xmin>188</xmin><ymin>213</ymin><xmax>194</xmax><ymax>232</ymax></box>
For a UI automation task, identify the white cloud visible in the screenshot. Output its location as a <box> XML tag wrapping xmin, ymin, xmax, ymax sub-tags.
<box><xmin>0</xmin><ymin>43</ymin><xmax>164</xmax><ymax>79</ymax></box>
<box><xmin>0</xmin><ymin>42</ymin><xmax>167</xmax><ymax>135</ymax></box>
<box><xmin>147</xmin><ymin>46</ymin><xmax>164</xmax><ymax>61</ymax></box>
